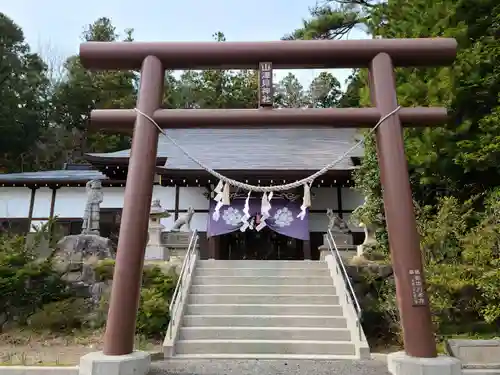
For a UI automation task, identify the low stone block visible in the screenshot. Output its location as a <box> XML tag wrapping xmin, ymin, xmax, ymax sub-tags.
<box><xmin>0</xmin><ymin>366</ymin><xmax>78</xmax><ymax>375</ymax></box>
<box><xmin>447</xmin><ymin>339</ymin><xmax>500</xmax><ymax>368</ymax></box>
<box><xmin>323</xmin><ymin>232</ymin><xmax>353</xmax><ymax>249</ymax></box>
<box><xmin>144</xmin><ymin>245</ymin><xmax>169</xmax><ymax>261</ymax></box>
<box><xmin>387</xmin><ymin>351</ymin><xmax>461</xmax><ymax>375</ymax></box>
<box><xmin>161</xmin><ymin>231</ymin><xmax>192</xmax><ymax>247</ymax></box>
<box><xmin>78</xmin><ymin>351</ymin><xmax>150</xmax><ymax>375</ymax></box>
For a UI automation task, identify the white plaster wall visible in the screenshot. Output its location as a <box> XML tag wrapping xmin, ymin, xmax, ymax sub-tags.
<box><xmin>51</xmin><ymin>185</ymin><xmax>175</xmax><ymax>212</ymax></box>
<box><xmin>160</xmin><ymin>215</ymin><xmax>175</xmax><ymax>230</ymax></box>
<box><xmin>0</xmin><ymin>187</ymin><xmax>32</xmax><ymax>218</ymax></box>
<box><xmin>101</xmin><ymin>187</ymin><xmax>125</xmax><ymax>208</ymax></box>
<box><xmin>32</xmin><ymin>188</ymin><xmax>52</xmax><ymax>218</ymax></box>
<box><xmin>310</xmin><ymin>187</ymin><xmax>364</xmax><ymax>212</ymax></box>
<box><xmin>341</xmin><ymin>187</ymin><xmax>365</xmax><ymax>211</ymax></box>
<box><xmin>54</xmin><ymin>187</ymin><xmax>87</xmax><ymax>218</ymax></box>
<box><xmin>179</xmin><ymin>187</ymin><xmax>209</xmax><ymax>210</ymax></box>
<box><xmin>190</xmin><ymin>213</ymin><xmax>208</xmax><ymax>232</ymax></box>
<box><xmin>311</xmin><ymin>187</ymin><xmax>338</xmax><ymax>210</ymax></box>
<box><xmin>152</xmin><ymin>186</ymin><xmax>176</xmax><ymax>210</ymax></box>
<box><xmin>309</xmin><ymin>213</ymin><xmax>328</xmax><ymax>232</ymax></box>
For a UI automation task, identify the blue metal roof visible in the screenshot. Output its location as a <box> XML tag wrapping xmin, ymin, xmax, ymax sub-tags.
<box><xmin>0</xmin><ymin>170</ymin><xmax>107</xmax><ymax>182</ymax></box>
<box><xmin>1</xmin><ymin>128</ymin><xmax>363</xmax><ymax>183</ymax></box>
<box><xmin>87</xmin><ymin>128</ymin><xmax>363</xmax><ymax>171</ymax></box>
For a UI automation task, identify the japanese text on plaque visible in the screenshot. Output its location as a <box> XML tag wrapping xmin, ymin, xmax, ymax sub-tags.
<box><xmin>409</xmin><ymin>269</ymin><xmax>426</xmax><ymax>306</ymax></box>
<box><xmin>259</xmin><ymin>62</ymin><xmax>273</xmax><ymax>107</ymax></box>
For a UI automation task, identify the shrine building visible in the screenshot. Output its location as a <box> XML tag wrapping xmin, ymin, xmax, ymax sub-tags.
<box><xmin>0</xmin><ymin>127</ymin><xmax>365</xmax><ymax>260</ymax></box>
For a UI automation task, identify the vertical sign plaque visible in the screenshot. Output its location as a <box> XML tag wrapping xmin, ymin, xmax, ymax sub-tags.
<box><xmin>259</xmin><ymin>62</ymin><xmax>273</xmax><ymax>107</ymax></box>
<box><xmin>409</xmin><ymin>269</ymin><xmax>427</xmax><ymax>306</ymax></box>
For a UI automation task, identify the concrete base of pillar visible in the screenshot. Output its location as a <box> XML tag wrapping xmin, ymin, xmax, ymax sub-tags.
<box><xmin>78</xmin><ymin>351</ymin><xmax>150</xmax><ymax>375</ymax></box>
<box><xmin>387</xmin><ymin>351</ymin><xmax>462</xmax><ymax>375</ymax></box>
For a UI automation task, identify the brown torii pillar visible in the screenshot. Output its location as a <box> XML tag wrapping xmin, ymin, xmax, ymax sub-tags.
<box><xmin>80</xmin><ymin>38</ymin><xmax>457</xmax><ymax>358</ymax></box>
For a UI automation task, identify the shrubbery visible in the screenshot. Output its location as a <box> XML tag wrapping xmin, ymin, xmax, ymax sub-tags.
<box><xmin>0</xmin><ymin>231</ymin><xmax>178</xmax><ymax>338</ymax></box>
<box><xmin>28</xmin><ymin>298</ymin><xmax>92</xmax><ymax>332</ymax></box>
<box><xmin>0</xmin><ymin>235</ymin><xmax>70</xmax><ymax>331</ymax></box>
<box><xmin>357</xmin><ymin>190</ymin><xmax>500</xmax><ymax>347</ymax></box>
<box><xmin>137</xmin><ymin>265</ymin><xmax>177</xmax><ymax>338</ymax></box>
<box><xmin>94</xmin><ymin>261</ymin><xmax>177</xmax><ymax>338</ymax></box>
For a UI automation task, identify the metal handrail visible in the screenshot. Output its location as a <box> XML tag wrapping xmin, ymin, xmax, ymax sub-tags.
<box><xmin>326</xmin><ymin>229</ymin><xmax>363</xmax><ymax>340</ymax></box>
<box><xmin>168</xmin><ymin>229</ymin><xmax>199</xmax><ymax>339</ymax></box>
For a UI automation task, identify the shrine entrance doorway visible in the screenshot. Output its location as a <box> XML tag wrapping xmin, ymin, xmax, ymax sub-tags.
<box><xmin>219</xmin><ymin>228</ymin><xmax>303</xmax><ymax>260</ymax></box>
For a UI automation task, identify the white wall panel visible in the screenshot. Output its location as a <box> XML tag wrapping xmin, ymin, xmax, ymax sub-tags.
<box><xmin>152</xmin><ymin>186</ymin><xmax>175</xmax><ymax>210</ymax></box>
<box><xmin>32</xmin><ymin>188</ymin><xmax>52</xmax><ymax>218</ymax></box>
<box><xmin>190</xmin><ymin>213</ymin><xmax>208</xmax><ymax>232</ymax></box>
<box><xmin>101</xmin><ymin>187</ymin><xmax>125</xmax><ymax>208</ymax></box>
<box><xmin>311</xmin><ymin>187</ymin><xmax>338</xmax><ymax>210</ymax></box>
<box><xmin>179</xmin><ymin>187</ymin><xmax>209</xmax><ymax>210</ymax></box>
<box><xmin>341</xmin><ymin>188</ymin><xmax>364</xmax><ymax>211</ymax></box>
<box><xmin>160</xmin><ymin>215</ymin><xmax>175</xmax><ymax>231</ymax></box>
<box><xmin>0</xmin><ymin>187</ymin><xmax>32</xmax><ymax>218</ymax></box>
<box><xmin>53</xmin><ymin>187</ymin><xmax>87</xmax><ymax>218</ymax></box>
<box><xmin>309</xmin><ymin>213</ymin><xmax>328</xmax><ymax>232</ymax></box>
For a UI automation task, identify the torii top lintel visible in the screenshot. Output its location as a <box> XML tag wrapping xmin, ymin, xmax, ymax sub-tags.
<box><xmin>79</xmin><ymin>38</ymin><xmax>457</xmax><ymax>71</ymax></box>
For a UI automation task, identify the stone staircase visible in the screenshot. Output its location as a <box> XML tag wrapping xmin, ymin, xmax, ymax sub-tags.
<box><xmin>165</xmin><ymin>259</ymin><xmax>369</xmax><ymax>359</ymax></box>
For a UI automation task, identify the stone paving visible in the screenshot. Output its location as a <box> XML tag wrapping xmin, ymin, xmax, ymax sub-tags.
<box><xmin>149</xmin><ymin>359</ymin><xmax>391</xmax><ymax>375</ymax></box>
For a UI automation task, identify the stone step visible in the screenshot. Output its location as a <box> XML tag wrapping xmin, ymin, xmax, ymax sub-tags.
<box><xmin>171</xmin><ymin>353</ymin><xmax>359</xmax><ymax>359</ymax></box>
<box><xmin>174</xmin><ymin>339</ymin><xmax>356</xmax><ymax>356</ymax></box>
<box><xmin>190</xmin><ymin>284</ymin><xmax>336</xmax><ymax>295</ymax></box>
<box><xmin>179</xmin><ymin>326</ymin><xmax>352</xmax><ymax>341</ymax></box>
<box><xmin>188</xmin><ymin>293</ymin><xmax>339</xmax><ymax>305</ymax></box>
<box><xmin>192</xmin><ymin>276</ymin><xmax>333</xmax><ymax>286</ymax></box>
<box><xmin>183</xmin><ymin>315</ymin><xmax>348</xmax><ymax>328</ymax></box>
<box><xmin>197</xmin><ymin>260</ymin><xmax>326</xmax><ymax>269</ymax></box>
<box><xmin>195</xmin><ymin>267</ymin><xmax>331</xmax><ymax>277</ymax></box>
<box><xmin>185</xmin><ymin>304</ymin><xmax>343</xmax><ymax>316</ymax></box>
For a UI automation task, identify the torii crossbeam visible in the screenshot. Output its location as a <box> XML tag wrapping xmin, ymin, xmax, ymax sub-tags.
<box><xmin>80</xmin><ymin>38</ymin><xmax>457</xmax><ymax>359</ymax></box>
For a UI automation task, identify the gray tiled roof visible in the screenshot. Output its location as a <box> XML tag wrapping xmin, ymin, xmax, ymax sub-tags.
<box><xmin>87</xmin><ymin>128</ymin><xmax>363</xmax><ymax>170</ymax></box>
<box><xmin>0</xmin><ymin>170</ymin><xmax>107</xmax><ymax>182</ymax></box>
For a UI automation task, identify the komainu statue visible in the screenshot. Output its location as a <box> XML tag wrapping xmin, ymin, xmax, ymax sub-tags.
<box><xmin>327</xmin><ymin>208</ymin><xmax>351</xmax><ymax>234</ymax></box>
<box><xmin>170</xmin><ymin>207</ymin><xmax>195</xmax><ymax>232</ymax></box>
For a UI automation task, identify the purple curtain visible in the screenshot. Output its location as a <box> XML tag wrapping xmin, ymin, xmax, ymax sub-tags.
<box><xmin>207</xmin><ymin>199</ymin><xmax>246</xmax><ymax>237</ymax></box>
<box><xmin>267</xmin><ymin>200</ymin><xmax>310</xmax><ymax>241</ymax></box>
<box><xmin>208</xmin><ymin>198</ymin><xmax>309</xmax><ymax>241</ymax></box>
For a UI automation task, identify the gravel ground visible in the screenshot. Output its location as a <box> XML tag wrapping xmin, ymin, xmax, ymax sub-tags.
<box><xmin>149</xmin><ymin>359</ymin><xmax>391</xmax><ymax>375</ymax></box>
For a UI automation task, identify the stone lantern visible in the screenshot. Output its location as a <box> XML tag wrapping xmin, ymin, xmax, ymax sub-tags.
<box><xmin>144</xmin><ymin>199</ymin><xmax>170</xmax><ymax>261</ymax></box>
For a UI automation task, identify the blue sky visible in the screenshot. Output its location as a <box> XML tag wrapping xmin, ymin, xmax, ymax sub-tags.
<box><xmin>2</xmin><ymin>0</ymin><xmax>369</xmax><ymax>89</ymax></box>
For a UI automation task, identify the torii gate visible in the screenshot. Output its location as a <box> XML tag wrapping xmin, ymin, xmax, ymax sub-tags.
<box><xmin>80</xmin><ymin>38</ymin><xmax>457</xmax><ymax>359</ymax></box>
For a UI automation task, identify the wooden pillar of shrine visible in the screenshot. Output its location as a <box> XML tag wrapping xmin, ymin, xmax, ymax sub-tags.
<box><xmin>102</xmin><ymin>56</ymin><xmax>165</xmax><ymax>356</ymax></box>
<box><xmin>368</xmin><ymin>53</ymin><xmax>437</xmax><ymax>358</ymax></box>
